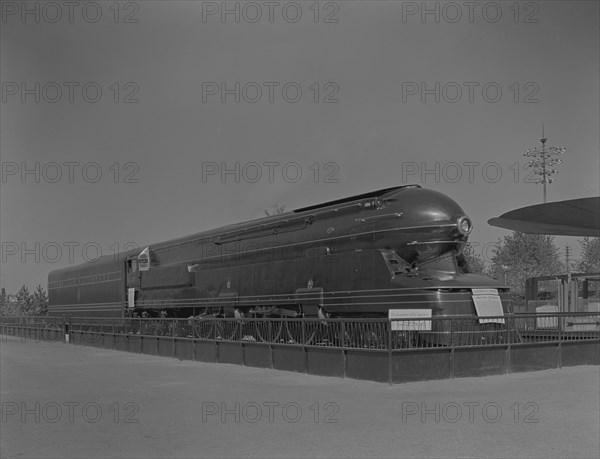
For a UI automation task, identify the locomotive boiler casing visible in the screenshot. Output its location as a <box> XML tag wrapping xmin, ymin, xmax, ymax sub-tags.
<box><xmin>48</xmin><ymin>185</ymin><xmax>511</xmax><ymax>319</ymax></box>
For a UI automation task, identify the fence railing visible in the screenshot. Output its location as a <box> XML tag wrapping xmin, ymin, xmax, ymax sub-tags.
<box><xmin>2</xmin><ymin>313</ymin><xmax>598</xmax><ymax>384</ymax></box>
<box><xmin>2</xmin><ymin>313</ymin><xmax>599</xmax><ymax>350</ymax></box>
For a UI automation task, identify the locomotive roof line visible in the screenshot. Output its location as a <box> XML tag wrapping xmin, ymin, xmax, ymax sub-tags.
<box><xmin>48</xmin><ymin>185</ymin><xmax>423</xmax><ymax>276</ymax></box>
<box><xmin>50</xmin><ymin>184</ymin><xmax>427</xmax><ymax>275</ymax></box>
<box><xmin>131</xmin><ymin>184</ymin><xmax>423</xmax><ymax>256</ymax></box>
<box><xmin>294</xmin><ymin>184</ymin><xmax>420</xmax><ymax>212</ymax></box>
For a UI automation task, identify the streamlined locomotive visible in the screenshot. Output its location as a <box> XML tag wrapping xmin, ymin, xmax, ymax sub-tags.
<box><xmin>48</xmin><ymin>185</ymin><xmax>511</xmax><ymax>320</ymax></box>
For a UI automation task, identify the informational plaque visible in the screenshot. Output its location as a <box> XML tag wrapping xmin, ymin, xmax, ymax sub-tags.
<box><xmin>138</xmin><ymin>247</ymin><xmax>151</xmax><ymax>271</ymax></box>
<box><xmin>568</xmin><ymin>316</ymin><xmax>598</xmax><ymax>332</ymax></box>
<box><xmin>535</xmin><ymin>305</ymin><xmax>558</xmax><ymax>329</ymax></box>
<box><xmin>389</xmin><ymin>309</ymin><xmax>432</xmax><ymax>331</ymax></box>
<box><xmin>471</xmin><ymin>288</ymin><xmax>505</xmax><ymax>324</ymax></box>
<box><xmin>128</xmin><ymin>288</ymin><xmax>136</xmax><ymax>309</ymax></box>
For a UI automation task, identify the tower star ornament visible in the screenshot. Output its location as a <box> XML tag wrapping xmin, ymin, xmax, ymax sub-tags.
<box><xmin>523</xmin><ymin>127</ymin><xmax>566</xmax><ymax>203</ymax></box>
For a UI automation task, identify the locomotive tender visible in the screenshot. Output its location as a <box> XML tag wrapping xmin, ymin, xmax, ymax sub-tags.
<box><xmin>48</xmin><ymin>185</ymin><xmax>511</xmax><ymax>319</ymax></box>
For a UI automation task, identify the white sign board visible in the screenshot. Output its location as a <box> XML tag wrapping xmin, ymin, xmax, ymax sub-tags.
<box><xmin>128</xmin><ymin>288</ymin><xmax>136</xmax><ymax>309</ymax></box>
<box><xmin>389</xmin><ymin>309</ymin><xmax>432</xmax><ymax>331</ymax></box>
<box><xmin>138</xmin><ymin>247</ymin><xmax>150</xmax><ymax>271</ymax></box>
<box><xmin>472</xmin><ymin>289</ymin><xmax>505</xmax><ymax>324</ymax></box>
<box><xmin>568</xmin><ymin>315</ymin><xmax>599</xmax><ymax>332</ymax></box>
<box><xmin>535</xmin><ymin>305</ymin><xmax>558</xmax><ymax>329</ymax></box>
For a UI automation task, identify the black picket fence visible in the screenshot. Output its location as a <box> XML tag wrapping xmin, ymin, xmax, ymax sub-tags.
<box><xmin>2</xmin><ymin>313</ymin><xmax>599</xmax><ymax>348</ymax></box>
<box><xmin>2</xmin><ymin>314</ymin><xmax>599</xmax><ymax>384</ymax></box>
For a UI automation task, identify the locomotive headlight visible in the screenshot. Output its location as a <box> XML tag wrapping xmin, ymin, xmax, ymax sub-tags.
<box><xmin>457</xmin><ymin>216</ymin><xmax>473</xmax><ymax>236</ymax></box>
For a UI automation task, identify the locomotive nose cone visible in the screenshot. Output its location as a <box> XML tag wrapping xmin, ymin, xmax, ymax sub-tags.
<box><xmin>388</xmin><ymin>187</ymin><xmax>467</xmax><ymax>226</ymax></box>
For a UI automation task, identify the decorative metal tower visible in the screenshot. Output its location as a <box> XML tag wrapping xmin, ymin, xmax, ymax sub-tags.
<box><xmin>523</xmin><ymin>126</ymin><xmax>566</xmax><ymax>203</ymax></box>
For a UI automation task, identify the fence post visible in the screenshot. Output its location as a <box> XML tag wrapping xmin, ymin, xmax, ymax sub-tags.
<box><xmin>341</xmin><ymin>320</ymin><xmax>346</xmax><ymax>379</ymax></box>
<box><xmin>215</xmin><ymin>319</ymin><xmax>220</xmax><ymax>364</ymax></box>
<box><xmin>450</xmin><ymin>317</ymin><xmax>455</xmax><ymax>379</ymax></box>
<box><xmin>192</xmin><ymin>318</ymin><xmax>196</xmax><ymax>361</ymax></box>
<box><xmin>301</xmin><ymin>319</ymin><xmax>306</xmax><ymax>345</ymax></box>
<box><xmin>242</xmin><ymin>319</ymin><xmax>247</xmax><ymax>367</ymax></box>
<box><xmin>506</xmin><ymin>315</ymin><xmax>512</xmax><ymax>374</ymax></box>
<box><xmin>172</xmin><ymin>319</ymin><xmax>176</xmax><ymax>358</ymax></box>
<box><xmin>303</xmin><ymin>319</ymin><xmax>308</xmax><ymax>374</ymax></box>
<box><xmin>388</xmin><ymin>320</ymin><xmax>393</xmax><ymax>385</ymax></box>
<box><xmin>557</xmin><ymin>313</ymin><xmax>562</xmax><ymax>369</ymax></box>
<box><xmin>269</xmin><ymin>319</ymin><xmax>273</xmax><ymax>370</ymax></box>
<box><xmin>100</xmin><ymin>321</ymin><xmax>104</xmax><ymax>348</ymax></box>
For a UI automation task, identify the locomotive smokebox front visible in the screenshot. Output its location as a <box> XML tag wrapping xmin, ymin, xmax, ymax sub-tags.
<box><xmin>378</xmin><ymin>187</ymin><xmax>473</xmax><ymax>265</ymax></box>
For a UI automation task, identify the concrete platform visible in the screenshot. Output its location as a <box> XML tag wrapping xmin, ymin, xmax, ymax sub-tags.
<box><xmin>1</xmin><ymin>336</ymin><xmax>599</xmax><ymax>458</ymax></box>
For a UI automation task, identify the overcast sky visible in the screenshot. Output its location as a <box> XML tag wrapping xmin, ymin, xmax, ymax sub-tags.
<box><xmin>1</xmin><ymin>0</ymin><xmax>599</xmax><ymax>292</ymax></box>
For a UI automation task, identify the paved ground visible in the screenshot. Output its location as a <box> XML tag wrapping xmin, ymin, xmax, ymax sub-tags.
<box><xmin>1</xmin><ymin>335</ymin><xmax>599</xmax><ymax>459</ymax></box>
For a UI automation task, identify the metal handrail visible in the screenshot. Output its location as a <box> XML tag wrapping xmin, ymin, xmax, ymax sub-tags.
<box><xmin>2</xmin><ymin>313</ymin><xmax>598</xmax><ymax>350</ymax></box>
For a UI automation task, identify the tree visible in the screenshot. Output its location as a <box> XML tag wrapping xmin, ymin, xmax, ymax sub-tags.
<box><xmin>265</xmin><ymin>203</ymin><xmax>286</xmax><ymax>216</ymax></box>
<box><xmin>0</xmin><ymin>289</ymin><xmax>9</xmax><ymax>316</ymax></box>
<box><xmin>0</xmin><ymin>285</ymin><xmax>49</xmax><ymax>316</ymax></box>
<box><xmin>15</xmin><ymin>285</ymin><xmax>34</xmax><ymax>316</ymax></box>
<box><xmin>488</xmin><ymin>232</ymin><xmax>563</xmax><ymax>305</ymax></box>
<box><xmin>32</xmin><ymin>285</ymin><xmax>49</xmax><ymax>316</ymax></box>
<box><xmin>577</xmin><ymin>237</ymin><xmax>600</xmax><ymax>273</ymax></box>
<box><xmin>461</xmin><ymin>243</ymin><xmax>487</xmax><ymax>275</ymax></box>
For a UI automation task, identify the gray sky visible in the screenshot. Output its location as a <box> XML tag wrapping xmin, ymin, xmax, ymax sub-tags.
<box><xmin>1</xmin><ymin>0</ymin><xmax>599</xmax><ymax>292</ymax></box>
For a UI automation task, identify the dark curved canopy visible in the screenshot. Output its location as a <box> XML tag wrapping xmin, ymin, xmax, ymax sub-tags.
<box><xmin>488</xmin><ymin>197</ymin><xmax>600</xmax><ymax>237</ymax></box>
